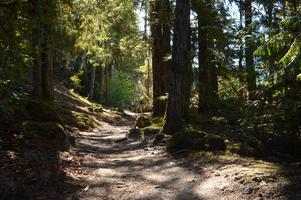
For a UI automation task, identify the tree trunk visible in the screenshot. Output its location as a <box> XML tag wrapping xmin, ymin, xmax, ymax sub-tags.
<box><xmin>88</xmin><ymin>66</ymin><xmax>96</xmax><ymax>101</ymax></box>
<box><xmin>99</xmin><ymin>65</ymin><xmax>105</xmax><ymax>104</ymax></box>
<box><xmin>151</xmin><ymin>0</ymin><xmax>172</xmax><ymax>117</ymax></box>
<box><xmin>104</xmin><ymin>65</ymin><xmax>109</xmax><ymax>105</ymax></box>
<box><xmin>162</xmin><ymin>0</ymin><xmax>190</xmax><ymax>134</ymax></box>
<box><xmin>41</xmin><ymin>26</ymin><xmax>54</xmax><ymax>101</ymax></box>
<box><xmin>183</xmin><ymin>25</ymin><xmax>192</xmax><ymax>120</ymax></box>
<box><xmin>30</xmin><ymin>0</ymin><xmax>42</xmax><ymax>97</ymax></box>
<box><xmin>244</xmin><ymin>0</ymin><xmax>256</xmax><ymax>100</ymax></box>
<box><xmin>238</xmin><ymin>0</ymin><xmax>244</xmax><ymax>84</ymax></box>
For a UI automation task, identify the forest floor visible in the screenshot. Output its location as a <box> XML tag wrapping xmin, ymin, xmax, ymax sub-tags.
<box><xmin>60</xmin><ymin>109</ymin><xmax>301</xmax><ymax>200</ymax></box>
<box><xmin>1</xmin><ymin>87</ymin><xmax>301</xmax><ymax>200</ymax></box>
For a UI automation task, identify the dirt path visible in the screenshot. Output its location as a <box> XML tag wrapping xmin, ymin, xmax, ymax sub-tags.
<box><xmin>64</xmin><ymin>111</ymin><xmax>301</xmax><ymax>200</ymax></box>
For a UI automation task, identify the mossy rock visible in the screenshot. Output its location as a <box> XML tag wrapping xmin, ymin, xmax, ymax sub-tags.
<box><xmin>205</xmin><ymin>134</ymin><xmax>226</xmax><ymax>151</ymax></box>
<box><xmin>173</xmin><ymin>131</ymin><xmax>207</xmax><ymax>150</ymax></box>
<box><xmin>22</xmin><ymin>121</ymin><xmax>69</xmax><ymax>148</ymax></box>
<box><xmin>117</xmin><ymin>107</ymin><xmax>125</xmax><ymax>113</ymax></box>
<box><xmin>239</xmin><ymin>139</ymin><xmax>265</xmax><ymax>157</ymax></box>
<box><xmin>88</xmin><ymin>105</ymin><xmax>103</xmax><ymax>113</ymax></box>
<box><xmin>62</xmin><ymin>111</ymin><xmax>98</xmax><ymax>131</ymax></box>
<box><xmin>136</xmin><ymin>116</ymin><xmax>151</xmax><ymax>128</ymax></box>
<box><xmin>23</xmin><ymin>98</ymin><xmax>62</xmax><ymax>123</ymax></box>
<box><xmin>127</xmin><ymin>128</ymin><xmax>143</xmax><ymax>140</ymax></box>
<box><xmin>143</xmin><ymin>126</ymin><xmax>161</xmax><ymax>136</ymax></box>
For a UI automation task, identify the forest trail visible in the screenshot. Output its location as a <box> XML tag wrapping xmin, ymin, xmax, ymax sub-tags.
<box><xmin>63</xmin><ymin>111</ymin><xmax>298</xmax><ymax>200</ymax></box>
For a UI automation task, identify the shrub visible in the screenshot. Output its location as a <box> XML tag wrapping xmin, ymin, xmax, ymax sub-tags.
<box><xmin>108</xmin><ymin>72</ymin><xmax>135</xmax><ymax>108</ymax></box>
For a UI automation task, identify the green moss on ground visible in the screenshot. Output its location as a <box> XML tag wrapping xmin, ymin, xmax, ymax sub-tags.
<box><xmin>22</xmin><ymin>121</ymin><xmax>69</xmax><ymax>147</ymax></box>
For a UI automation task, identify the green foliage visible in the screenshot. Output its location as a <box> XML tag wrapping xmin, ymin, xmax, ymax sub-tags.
<box><xmin>108</xmin><ymin>72</ymin><xmax>135</xmax><ymax>108</ymax></box>
<box><xmin>69</xmin><ymin>69</ymin><xmax>84</xmax><ymax>92</ymax></box>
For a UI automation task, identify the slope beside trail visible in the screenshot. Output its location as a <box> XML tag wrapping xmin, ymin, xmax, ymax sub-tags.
<box><xmin>62</xmin><ymin>110</ymin><xmax>300</xmax><ymax>200</ymax></box>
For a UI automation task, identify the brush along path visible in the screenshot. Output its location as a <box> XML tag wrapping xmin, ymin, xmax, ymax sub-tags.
<box><xmin>65</xmin><ymin>110</ymin><xmax>300</xmax><ymax>200</ymax></box>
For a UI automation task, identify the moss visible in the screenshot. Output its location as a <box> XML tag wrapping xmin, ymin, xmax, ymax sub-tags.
<box><xmin>22</xmin><ymin>121</ymin><xmax>69</xmax><ymax>147</ymax></box>
<box><xmin>150</xmin><ymin>117</ymin><xmax>164</xmax><ymax>127</ymax></box>
<box><xmin>143</xmin><ymin>126</ymin><xmax>161</xmax><ymax>136</ymax></box>
<box><xmin>184</xmin><ymin>123</ymin><xmax>202</xmax><ymax>132</ymax></box>
<box><xmin>68</xmin><ymin>111</ymin><xmax>99</xmax><ymax>131</ymax></box>
<box><xmin>22</xmin><ymin>97</ymin><xmax>62</xmax><ymax>123</ymax></box>
<box><xmin>127</xmin><ymin>128</ymin><xmax>143</xmax><ymax>139</ymax></box>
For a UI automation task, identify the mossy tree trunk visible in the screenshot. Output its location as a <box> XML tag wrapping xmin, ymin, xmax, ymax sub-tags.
<box><xmin>41</xmin><ymin>25</ymin><xmax>54</xmax><ymax>101</ymax></box>
<box><xmin>183</xmin><ymin>24</ymin><xmax>193</xmax><ymax>120</ymax></box>
<box><xmin>31</xmin><ymin>0</ymin><xmax>55</xmax><ymax>101</ymax></box>
<box><xmin>151</xmin><ymin>0</ymin><xmax>172</xmax><ymax>117</ymax></box>
<box><xmin>88</xmin><ymin>65</ymin><xmax>96</xmax><ymax>101</ymax></box>
<box><xmin>196</xmin><ymin>1</ymin><xmax>218</xmax><ymax>113</ymax></box>
<box><xmin>162</xmin><ymin>0</ymin><xmax>190</xmax><ymax>134</ymax></box>
<box><xmin>30</xmin><ymin>0</ymin><xmax>42</xmax><ymax>98</ymax></box>
<box><xmin>244</xmin><ymin>0</ymin><xmax>256</xmax><ymax>100</ymax></box>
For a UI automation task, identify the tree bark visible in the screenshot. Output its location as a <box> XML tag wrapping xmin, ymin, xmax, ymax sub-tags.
<box><xmin>88</xmin><ymin>66</ymin><xmax>96</xmax><ymax>101</ymax></box>
<box><xmin>183</xmin><ymin>25</ymin><xmax>193</xmax><ymax>120</ymax></box>
<box><xmin>151</xmin><ymin>0</ymin><xmax>172</xmax><ymax>117</ymax></box>
<box><xmin>30</xmin><ymin>0</ymin><xmax>42</xmax><ymax>98</ymax></box>
<box><xmin>41</xmin><ymin>25</ymin><xmax>54</xmax><ymax>101</ymax></box>
<box><xmin>244</xmin><ymin>0</ymin><xmax>256</xmax><ymax>100</ymax></box>
<box><xmin>196</xmin><ymin>3</ymin><xmax>217</xmax><ymax>112</ymax></box>
<box><xmin>162</xmin><ymin>0</ymin><xmax>190</xmax><ymax>134</ymax></box>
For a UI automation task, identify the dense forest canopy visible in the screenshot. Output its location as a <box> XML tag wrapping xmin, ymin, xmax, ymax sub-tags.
<box><xmin>1</xmin><ymin>0</ymin><xmax>300</xmax><ymax>145</ymax></box>
<box><xmin>1</xmin><ymin>0</ymin><xmax>300</xmax><ymax>138</ymax></box>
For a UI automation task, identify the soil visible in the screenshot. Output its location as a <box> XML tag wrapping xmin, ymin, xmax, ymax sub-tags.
<box><xmin>60</xmin><ymin>110</ymin><xmax>301</xmax><ymax>200</ymax></box>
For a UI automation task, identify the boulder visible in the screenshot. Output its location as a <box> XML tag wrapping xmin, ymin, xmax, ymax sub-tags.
<box><xmin>205</xmin><ymin>134</ymin><xmax>226</xmax><ymax>151</ymax></box>
<box><xmin>144</xmin><ymin>126</ymin><xmax>161</xmax><ymax>136</ymax></box>
<box><xmin>135</xmin><ymin>116</ymin><xmax>151</xmax><ymax>128</ymax></box>
<box><xmin>117</xmin><ymin>107</ymin><xmax>125</xmax><ymax>113</ymax></box>
<box><xmin>153</xmin><ymin>133</ymin><xmax>165</xmax><ymax>144</ymax></box>
<box><xmin>239</xmin><ymin>139</ymin><xmax>265</xmax><ymax>157</ymax></box>
<box><xmin>127</xmin><ymin>128</ymin><xmax>142</xmax><ymax>139</ymax></box>
<box><xmin>174</xmin><ymin>131</ymin><xmax>207</xmax><ymax>150</ymax></box>
<box><xmin>22</xmin><ymin>121</ymin><xmax>70</xmax><ymax>149</ymax></box>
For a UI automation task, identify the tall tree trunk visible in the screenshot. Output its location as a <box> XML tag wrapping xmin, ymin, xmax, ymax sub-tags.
<box><xmin>162</xmin><ymin>0</ymin><xmax>190</xmax><ymax>134</ymax></box>
<box><xmin>144</xmin><ymin>0</ymin><xmax>151</xmax><ymax>97</ymax></box>
<box><xmin>151</xmin><ymin>0</ymin><xmax>172</xmax><ymax>117</ymax></box>
<box><xmin>197</xmin><ymin>14</ymin><xmax>208</xmax><ymax>113</ymax></box>
<box><xmin>41</xmin><ymin>25</ymin><xmax>54</xmax><ymax>101</ymax></box>
<box><xmin>244</xmin><ymin>0</ymin><xmax>256</xmax><ymax>100</ymax></box>
<box><xmin>99</xmin><ymin>65</ymin><xmax>105</xmax><ymax>104</ymax></box>
<box><xmin>104</xmin><ymin>65</ymin><xmax>109</xmax><ymax>105</ymax></box>
<box><xmin>30</xmin><ymin>0</ymin><xmax>42</xmax><ymax>97</ymax></box>
<box><xmin>183</xmin><ymin>25</ymin><xmax>192</xmax><ymax>120</ymax></box>
<box><xmin>197</xmin><ymin>5</ymin><xmax>219</xmax><ymax>112</ymax></box>
<box><xmin>88</xmin><ymin>66</ymin><xmax>96</xmax><ymax>101</ymax></box>
<box><xmin>238</xmin><ymin>0</ymin><xmax>244</xmax><ymax>84</ymax></box>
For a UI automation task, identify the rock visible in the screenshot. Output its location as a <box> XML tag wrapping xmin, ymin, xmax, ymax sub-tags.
<box><xmin>173</xmin><ymin>131</ymin><xmax>206</xmax><ymax>150</ymax></box>
<box><xmin>144</xmin><ymin>126</ymin><xmax>161</xmax><ymax>136</ymax></box>
<box><xmin>239</xmin><ymin>142</ymin><xmax>256</xmax><ymax>156</ymax></box>
<box><xmin>166</xmin><ymin>140</ymin><xmax>177</xmax><ymax>152</ymax></box>
<box><xmin>243</xmin><ymin>187</ymin><xmax>253</xmax><ymax>195</ymax></box>
<box><xmin>115</xmin><ymin>137</ymin><xmax>128</xmax><ymax>143</ymax></box>
<box><xmin>127</xmin><ymin>128</ymin><xmax>142</xmax><ymax>139</ymax></box>
<box><xmin>117</xmin><ymin>107</ymin><xmax>125</xmax><ymax>113</ymax></box>
<box><xmin>252</xmin><ymin>176</ymin><xmax>261</xmax><ymax>182</ymax></box>
<box><xmin>253</xmin><ymin>197</ymin><xmax>263</xmax><ymax>200</ymax></box>
<box><xmin>205</xmin><ymin>134</ymin><xmax>226</xmax><ymax>151</ymax></box>
<box><xmin>135</xmin><ymin>116</ymin><xmax>151</xmax><ymax>128</ymax></box>
<box><xmin>153</xmin><ymin>133</ymin><xmax>165</xmax><ymax>144</ymax></box>
<box><xmin>22</xmin><ymin>121</ymin><xmax>69</xmax><ymax>149</ymax></box>
<box><xmin>239</xmin><ymin>139</ymin><xmax>265</xmax><ymax>157</ymax></box>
